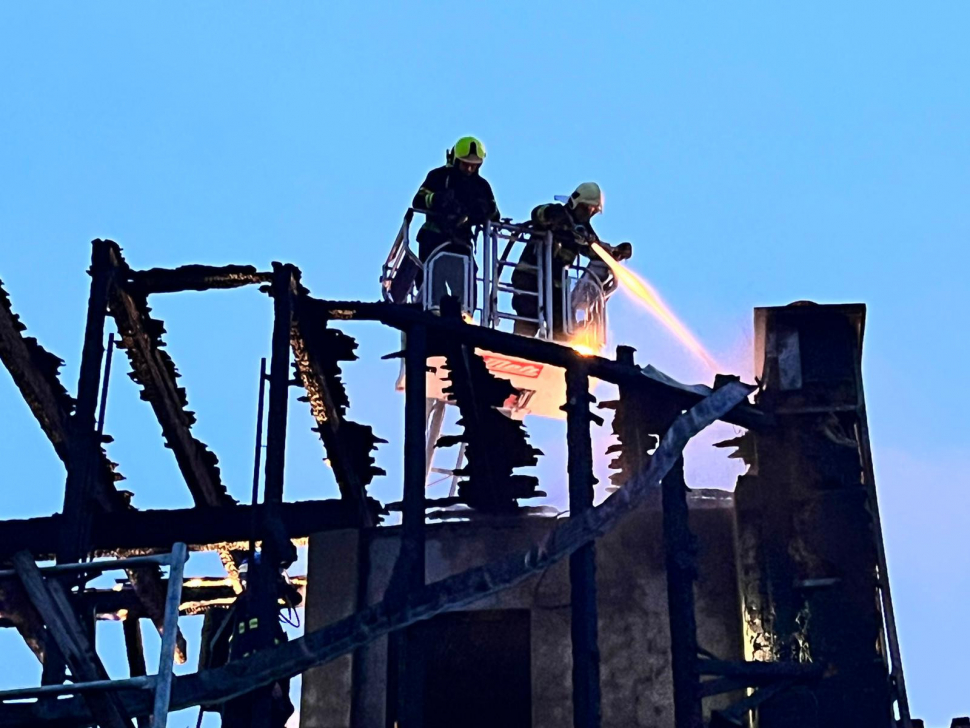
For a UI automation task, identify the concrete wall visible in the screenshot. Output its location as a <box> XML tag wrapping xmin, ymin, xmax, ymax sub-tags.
<box><xmin>301</xmin><ymin>492</ymin><xmax>743</xmax><ymax>728</ymax></box>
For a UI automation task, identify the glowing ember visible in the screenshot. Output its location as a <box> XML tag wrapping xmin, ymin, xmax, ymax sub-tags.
<box><xmin>569</xmin><ymin>328</ymin><xmax>601</xmax><ymax>357</ymax></box>
<box><xmin>590</xmin><ymin>242</ymin><xmax>720</xmax><ymax>371</ymax></box>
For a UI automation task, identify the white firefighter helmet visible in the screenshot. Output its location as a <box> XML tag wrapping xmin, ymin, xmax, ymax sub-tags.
<box><xmin>567</xmin><ymin>182</ymin><xmax>604</xmax><ymax>214</ymax></box>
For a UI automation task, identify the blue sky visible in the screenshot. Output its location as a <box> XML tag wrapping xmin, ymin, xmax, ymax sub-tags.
<box><xmin>1</xmin><ymin>3</ymin><xmax>968</xmax><ymax>725</ymax></box>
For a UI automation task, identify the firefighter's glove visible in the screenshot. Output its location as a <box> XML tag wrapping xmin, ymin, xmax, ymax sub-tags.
<box><xmin>468</xmin><ymin>198</ymin><xmax>495</xmax><ymax>224</ymax></box>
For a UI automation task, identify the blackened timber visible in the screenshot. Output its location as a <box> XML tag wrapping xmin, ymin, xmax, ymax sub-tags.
<box><xmin>308</xmin><ymin>298</ymin><xmax>767</xmax><ymax>430</ymax></box>
<box><xmin>0</xmin><ymin>383</ymin><xmax>755</xmax><ymax>728</ymax></box>
<box><xmin>59</xmin><ymin>240</ymin><xmax>114</xmax><ymax>563</ymax></box>
<box><xmin>662</xmin><ymin>459</ymin><xmax>703</xmax><ymax>728</ymax></box>
<box><xmin>12</xmin><ymin>552</ymin><xmax>133</xmax><ymax>728</ymax></box>
<box><xmin>0</xmin><ymin>500</ymin><xmax>360</xmax><ymax>559</ymax></box>
<box><xmin>394</xmin><ymin>324</ymin><xmax>428</xmax><ymax>728</ymax></box>
<box><xmin>435</xmin><ymin>335</ymin><xmax>542</xmax><ymax>511</ymax></box>
<box><xmin>0</xmin><ymin>278</ymin><xmax>125</xmax><ymax>510</ymax></box>
<box><xmin>0</xmin><ymin>280</ymin><xmax>74</xmax><ymax>462</ymax></box>
<box><xmin>128</xmin><ymin>264</ymin><xmax>271</xmax><ymax>295</ymax></box>
<box><xmin>291</xmin><ymin>300</ymin><xmax>382</xmax><ymax>526</ymax></box>
<box><xmin>123</xmin><ymin>619</ymin><xmax>149</xmax><ymax>728</ymax></box>
<box><xmin>104</xmin><ymin>242</ymin><xmax>234</xmax><ymax>508</ymax></box>
<box><xmin>564</xmin><ymin>364</ymin><xmax>602</xmax><ymax>728</ymax></box>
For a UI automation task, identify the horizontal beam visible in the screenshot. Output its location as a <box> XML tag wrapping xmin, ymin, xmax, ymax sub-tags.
<box><xmin>127</xmin><ymin>264</ymin><xmax>271</xmax><ymax>295</ymax></box>
<box><xmin>0</xmin><ymin>500</ymin><xmax>365</xmax><ymax>560</ymax></box>
<box><xmin>309</xmin><ymin>299</ymin><xmax>768</xmax><ymax>431</ymax></box>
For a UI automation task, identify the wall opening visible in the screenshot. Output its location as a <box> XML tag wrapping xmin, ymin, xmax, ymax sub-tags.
<box><xmin>387</xmin><ymin>609</ymin><xmax>532</xmax><ymax>728</ymax></box>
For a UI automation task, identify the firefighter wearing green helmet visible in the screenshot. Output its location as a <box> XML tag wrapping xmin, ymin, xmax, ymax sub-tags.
<box><xmin>412</xmin><ymin>136</ymin><xmax>500</xmax><ymax>265</ymax></box>
<box><xmin>511</xmin><ymin>182</ymin><xmax>605</xmax><ymax>338</ymax></box>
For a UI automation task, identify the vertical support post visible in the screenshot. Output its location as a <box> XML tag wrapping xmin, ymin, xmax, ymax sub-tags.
<box><xmin>49</xmin><ymin>240</ymin><xmax>114</xmax><ymax>688</ymax></box>
<box><xmin>152</xmin><ymin>543</ymin><xmax>187</xmax><ymax>728</ymax></box>
<box><xmin>393</xmin><ymin>323</ymin><xmax>428</xmax><ymax>728</ymax></box>
<box><xmin>123</xmin><ymin>617</ymin><xmax>149</xmax><ymax>728</ymax></box>
<box><xmin>565</xmin><ymin>363</ymin><xmax>601</xmax><ymax>728</ymax></box>
<box><xmin>662</xmin><ymin>458</ymin><xmax>703</xmax><ymax>728</ymax></box>
<box><xmin>251</xmin><ymin>264</ymin><xmax>296</xmax><ymax>728</ymax></box>
<box><xmin>59</xmin><ymin>240</ymin><xmax>113</xmax><ymax>564</ymax></box>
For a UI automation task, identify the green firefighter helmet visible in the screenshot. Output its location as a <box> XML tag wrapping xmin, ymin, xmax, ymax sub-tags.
<box><xmin>453</xmin><ymin>136</ymin><xmax>486</xmax><ymax>165</ymax></box>
<box><xmin>568</xmin><ymin>182</ymin><xmax>604</xmax><ymax>214</ymax></box>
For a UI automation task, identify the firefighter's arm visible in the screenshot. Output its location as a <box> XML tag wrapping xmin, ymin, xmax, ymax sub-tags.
<box><xmin>412</xmin><ymin>170</ymin><xmax>438</xmax><ymax>211</ymax></box>
<box><xmin>413</xmin><ymin>169</ymin><xmax>458</xmax><ymax>214</ymax></box>
<box><xmin>532</xmin><ymin>203</ymin><xmax>572</xmax><ymax>231</ymax></box>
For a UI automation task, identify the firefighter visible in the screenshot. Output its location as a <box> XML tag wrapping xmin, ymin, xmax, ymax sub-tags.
<box><xmin>219</xmin><ymin>554</ymin><xmax>301</xmax><ymax>728</ymax></box>
<box><xmin>511</xmin><ymin>182</ymin><xmax>605</xmax><ymax>338</ymax></box>
<box><xmin>412</xmin><ymin>135</ymin><xmax>500</xmax><ymax>265</ymax></box>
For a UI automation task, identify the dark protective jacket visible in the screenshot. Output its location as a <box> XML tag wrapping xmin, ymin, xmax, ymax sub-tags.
<box><xmin>515</xmin><ymin>203</ymin><xmax>599</xmax><ymax>282</ymax></box>
<box><xmin>412</xmin><ymin>165</ymin><xmax>500</xmax><ymax>262</ymax></box>
<box><xmin>510</xmin><ymin>203</ymin><xmax>600</xmax><ymax>337</ymax></box>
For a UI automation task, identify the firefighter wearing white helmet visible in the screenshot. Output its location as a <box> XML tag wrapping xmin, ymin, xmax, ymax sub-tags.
<box><xmin>511</xmin><ymin>182</ymin><xmax>606</xmax><ymax>338</ymax></box>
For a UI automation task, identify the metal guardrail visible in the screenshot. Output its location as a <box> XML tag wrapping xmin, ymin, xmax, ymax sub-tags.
<box><xmin>381</xmin><ymin>210</ymin><xmax>609</xmax><ymax>349</ymax></box>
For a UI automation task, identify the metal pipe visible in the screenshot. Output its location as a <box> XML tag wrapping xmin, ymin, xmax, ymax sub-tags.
<box><xmin>425</xmin><ymin>399</ymin><xmax>446</xmax><ymax>482</ymax></box>
<box><xmin>0</xmin><ymin>675</ymin><xmax>153</xmax><ymax>701</ymax></box>
<box><xmin>249</xmin><ymin>357</ymin><xmax>268</xmax><ymax>563</ymax></box>
<box><xmin>544</xmin><ymin>232</ymin><xmax>555</xmax><ymax>339</ymax></box>
<box><xmin>95</xmin><ymin>333</ymin><xmax>116</xmax><ymax>437</ymax></box>
<box><xmin>0</xmin><ymin>552</ymin><xmax>176</xmax><ymax>579</ymax></box>
<box><xmin>482</xmin><ymin>222</ymin><xmax>492</xmax><ymax>326</ymax></box>
<box><xmin>536</xmin><ymin>237</ymin><xmax>546</xmax><ymax>337</ymax></box>
<box><xmin>152</xmin><ymin>542</ymin><xmax>188</xmax><ymax>728</ymax></box>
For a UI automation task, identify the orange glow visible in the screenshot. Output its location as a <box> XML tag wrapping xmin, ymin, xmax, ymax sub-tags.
<box><xmin>590</xmin><ymin>242</ymin><xmax>720</xmax><ymax>372</ymax></box>
<box><xmin>569</xmin><ymin>327</ymin><xmax>601</xmax><ymax>357</ymax></box>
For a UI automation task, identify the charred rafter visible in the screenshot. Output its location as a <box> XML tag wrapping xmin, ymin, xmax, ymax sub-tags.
<box><xmin>104</xmin><ymin>243</ymin><xmax>234</xmax><ymax>509</ymax></box>
<box><xmin>128</xmin><ymin>264</ymin><xmax>271</xmax><ymax>295</ymax></box>
<box><xmin>292</xmin><ymin>295</ymin><xmax>385</xmax><ymax>525</ymax></box>
<box><xmin>0</xmin><ymin>279</ymin><xmax>125</xmax><ymax>510</ymax></box>
<box><xmin>432</xmin><ymin>329</ymin><xmax>543</xmax><ymax>513</ymax></box>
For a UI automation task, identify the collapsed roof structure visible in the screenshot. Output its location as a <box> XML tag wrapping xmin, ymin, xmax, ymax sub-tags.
<box><xmin>0</xmin><ymin>240</ymin><xmax>917</xmax><ymax>727</ymax></box>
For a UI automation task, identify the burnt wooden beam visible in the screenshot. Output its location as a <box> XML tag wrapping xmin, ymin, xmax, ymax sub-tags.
<box><xmin>12</xmin><ymin>552</ymin><xmax>132</xmax><ymax>728</ymax></box>
<box><xmin>390</xmin><ymin>324</ymin><xmax>427</xmax><ymax>728</ymax></box>
<box><xmin>307</xmin><ymin>298</ymin><xmax>768</xmax><ymax>430</ymax></box>
<box><xmin>0</xmin><ymin>277</ymin><xmax>124</xmax><ymax>511</ymax></box>
<box><xmin>104</xmin><ymin>242</ymin><xmax>234</xmax><ymax>510</ymax></box>
<box><xmin>564</xmin><ymin>363</ymin><xmax>602</xmax><ymax>728</ymax></box>
<box><xmin>103</xmin><ymin>243</ymin><xmax>242</xmax><ymax>586</ymax></box>
<box><xmin>662</xmin><ymin>459</ymin><xmax>703</xmax><ymax>728</ymax></box>
<box><xmin>0</xmin><ymin>500</ymin><xmax>362</xmax><ymax>560</ymax></box>
<box><xmin>291</xmin><ymin>305</ymin><xmax>382</xmax><ymax>527</ymax></box>
<box><xmin>122</xmin><ymin>619</ymin><xmax>149</xmax><ymax>728</ymax></box>
<box><xmin>59</xmin><ymin>240</ymin><xmax>114</xmax><ymax>564</ymax></box>
<box><xmin>0</xmin><ymin>382</ymin><xmax>754</xmax><ymax>728</ymax></box>
<box><xmin>0</xmin><ymin>280</ymin><xmax>74</xmax><ymax>463</ymax></box>
<box><xmin>127</xmin><ymin>264</ymin><xmax>271</xmax><ymax>295</ymax></box>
